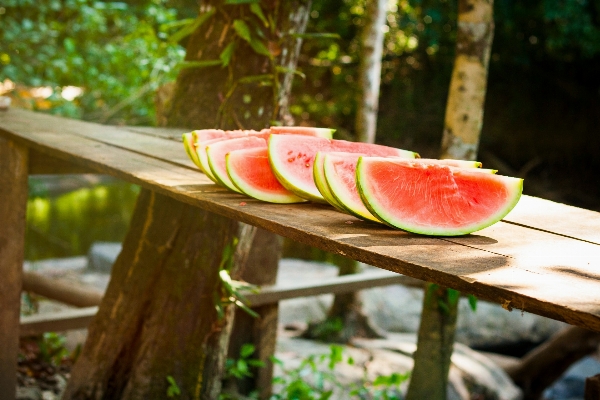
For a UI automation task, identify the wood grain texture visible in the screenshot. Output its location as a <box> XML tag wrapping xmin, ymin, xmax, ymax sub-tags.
<box><xmin>2</xmin><ymin>110</ymin><xmax>600</xmax><ymax>332</ymax></box>
<box><xmin>0</xmin><ymin>137</ymin><xmax>28</xmax><ymax>400</ymax></box>
<box><xmin>29</xmin><ymin>149</ymin><xmax>95</xmax><ymax>174</ymax></box>
<box><xmin>20</xmin><ymin>307</ymin><xmax>98</xmax><ymax>337</ymax></box>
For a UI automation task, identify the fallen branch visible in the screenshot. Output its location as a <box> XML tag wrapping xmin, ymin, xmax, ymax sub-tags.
<box><xmin>22</xmin><ymin>271</ymin><xmax>103</xmax><ymax>308</ymax></box>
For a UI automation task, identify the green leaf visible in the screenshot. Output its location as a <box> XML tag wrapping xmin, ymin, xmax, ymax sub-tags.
<box><xmin>447</xmin><ymin>288</ymin><xmax>460</xmax><ymax>306</ymax></box>
<box><xmin>240</xmin><ymin>343</ymin><xmax>256</xmax><ymax>358</ymax></box>
<box><xmin>219</xmin><ymin>41</ymin><xmax>236</xmax><ymax>67</ymax></box>
<box><xmin>249</xmin><ymin>37</ymin><xmax>272</xmax><ymax>58</ymax></box>
<box><xmin>275</xmin><ymin>66</ymin><xmax>306</xmax><ymax>79</ymax></box>
<box><xmin>177</xmin><ymin>60</ymin><xmax>222</xmax><ymax>70</ymax></box>
<box><xmin>250</xmin><ymin>3</ymin><xmax>268</xmax><ymax>27</ymax></box>
<box><xmin>238</xmin><ymin>74</ymin><xmax>274</xmax><ymax>84</ymax></box>
<box><xmin>287</xmin><ymin>33</ymin><xmax>341</xmax><ymax>39</ymax></box>
<box><xmin>233</xmin><ymin>19</ymin><xmax>252</xmax><ymax>42</ymax></box>
<box><xmin>225</xmin><ymin>0</ymin><xmax>259</xmax><ymax>3</ymax></box>
<box><xmin>468</xmin><ymin>294</ymin><xmax>478</xmax><ymax>311</ymax></box>
<box><xmin>169</xmin><ymin>8</ymin><xmax>216</xmax><ymax>43</ymax></box>
<box><xmin>234</xmin><ymin>299</ymin><xmax>259</xmax><ymax>318</ymax></box>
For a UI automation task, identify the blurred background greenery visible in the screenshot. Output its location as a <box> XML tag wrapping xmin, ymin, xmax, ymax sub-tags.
<box><xmin>2</xmin><ymin>0</ymin><xmax>599</xmax><ymax>259</ymax></box>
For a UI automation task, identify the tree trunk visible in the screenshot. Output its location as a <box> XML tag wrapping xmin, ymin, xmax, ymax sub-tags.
<box><xmin>299</xmin><ymin>0</ymin><xmax>387</xmax><ymax>344</ymax></box>
<box><xmin>355</xmin><ymin>0</ymin><xmax>387</xmax><ymax>144</ymax></box>
<box><xmin>65</xmin><ymin>2</ymin><xmax>311</xmax><ymax>398</ymax></box>
<box><xmin>406</xmin><ymin>285</ymin><xmax>459</xmax><ymax>400</ymax></box>
<box><xmin>406</xmin><ymin>2</ymin><xmax>496</xmax><ymax>398</ymax></box>
<box><xmin>440</xmin><ymin>0</ymin><xmax>495</xmax><ymax>161</ymax></box>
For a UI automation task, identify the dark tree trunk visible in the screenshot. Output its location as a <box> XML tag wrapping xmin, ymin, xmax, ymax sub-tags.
<box><xmin>65</xmin><ymin>1</ymin><xmax>311</xmax><ymax>398</ymax></box>
<box><xmin>406</xmin><ymin>285</ymin><xmax>459</xmax><ymax>400</ymax></box>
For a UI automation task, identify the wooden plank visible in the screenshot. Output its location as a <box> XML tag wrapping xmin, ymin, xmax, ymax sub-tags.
<box><xmin>29</xmin><ymin>149</ymin><xmax>95</xmax><ymax>174</ymax></box>
<box><xmin>247</xmin><ymin>270</ymin><xmax>424</xmax><ymax>306</ymax></box>
<box><xmin>3</xmin><ymin>110</ymin><xmax>600</xmax><ymax>332</ymax></box>
<box><xmin>20</xmin><ymin>307</ymin><xmax>99</xmax><ymax>337</ymax></box>
<box><xmin>505</xmin><ymin>195</ymin><xmax>600</xmax><ymax>245</ymax></box>
<box><xmin>17</xmin><ymin>272</ymin><xmax>422</xmax><ymax>335</ymax></box>
<box><xmin>6</xmin><ymin>109</ymin><xmax>600</xmax><ymax>244</ymax></box>
<box><xmin>123</xmin><ymin>126</ymin><xmax>186</xmax><ymax>142</ymax></box>
<box><xmin>22</xmin><ymin>271</ymin><xmax>104</xmax><ymax>308</ymax></box>
<box><xmin>0</xmin><ymin>137</ymin><xmax>28</xmax><ymax>400</ymax></box>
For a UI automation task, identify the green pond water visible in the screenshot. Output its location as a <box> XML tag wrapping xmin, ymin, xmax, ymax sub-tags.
<box><xmin>25</xmin><ymin>177</ymin><xmax>140</xmax><ymax>261</ymax></box>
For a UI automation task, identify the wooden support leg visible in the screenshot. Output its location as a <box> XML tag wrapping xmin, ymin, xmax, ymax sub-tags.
<box><xmin>0</xmin><ymin>138</ymin><xmax>28</xmax><ymax>399</ymax></box>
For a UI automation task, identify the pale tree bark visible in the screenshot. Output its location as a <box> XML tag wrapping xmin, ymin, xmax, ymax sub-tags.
<box><xmin>299</xmin><ymin>0</ymin><xmax>388</xmax><ymax>344</ymax></box>
<box><xmin>355</xmin><ymin>0</ymin><xmax>387</xmax><ymax>144</ymax></box>
<box><xmin>407</xmin><ymin>1</ymin><xmax>495</xmax><ymax>399</ymax></box>
<box><xmin>64</xmin><ymin>2</ymin><xmax>311</xmax><ymax>398</ymax></box>
<box><xmin>440</xmin><ymin>0</ymin><xmax>495</xmax><ymax>161</ymax></box>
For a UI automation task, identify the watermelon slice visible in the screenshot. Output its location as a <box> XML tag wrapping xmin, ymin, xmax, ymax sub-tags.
<box><xmin>313</xmin><ymin>152</ymin><xmax>348</xmax><ymax>212</ymax></box>
<box><xmin>268</xmin><ymin>135</ymin><xmax>418</xmax><ymax>202</ymax></box>
<box><xmin>270</xmin><ymin>126</ymin><xmax>335</xmax><ymax>139</ymax></box>
<box><xmin>183</xmin><ymin>132</ymin><xmax>202</xmax><ymax>169</ymax></box>
<box><xmin>323</xmin><ymin>155</ymin><xmax>490</xmax><ymax>223</ymax></box>
<box><xmin>206</xmin><ymin>136</ymin><xmax>267</xmax><ymax>193</ymax></box>
<box><xmin>356</xmin><ymin>158</ymin><xmax>523</xmax><ymax>236</ymax></box>
<box><xmin>227</xmin><ymin>147</ymin><xmax>307</xmax><ymax>203</ymax></box>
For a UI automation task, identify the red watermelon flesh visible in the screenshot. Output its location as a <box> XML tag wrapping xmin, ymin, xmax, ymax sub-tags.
<box><xmin>324</xmin><ymin>155</ymin><xmax>488</xmax><ymax>223</ymax></box>
<box><xmin>207</xmin><ymin>136</ymin><xmax>267</xmax><ymax>193</ymax></box>
<box><xmin>268</xmin><ymin>135</ymin><xmax>418</xmax><ymax>202</ymax></box>
<box><xmin>270</xmin><ymin>126</ymin><xmax>334</xmax><ymax>139</ymax></box>
<box><xmin>195</xmin><ymin>130</ymin><xmax>271</xmax><ymax>180</ymax></box>
<box><xmin>356</xmin><ymin>158</ymin><xmax>523</xmax><ymax>236</ymax></box>
<box><xmin>227</xmin><ymin>147</ymin><xmax>306</xmax><ymax>204</ymax></box>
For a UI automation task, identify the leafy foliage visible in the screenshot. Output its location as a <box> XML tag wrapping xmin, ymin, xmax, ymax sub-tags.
<box><xmin>0</xmin><ymin>0</ymin><xmax>185</xmax><ymax>124</ymax></box>
<box><xmin>270</xmin><ymin>344</ymin><xmax>410</xmax><ymax>399</ymax></box>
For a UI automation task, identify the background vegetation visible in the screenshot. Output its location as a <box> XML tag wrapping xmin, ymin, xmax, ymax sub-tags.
<box><xmin>2</xmin><ymin>0</ymin><xmax>599</xmax><ymax>209</ymax></box>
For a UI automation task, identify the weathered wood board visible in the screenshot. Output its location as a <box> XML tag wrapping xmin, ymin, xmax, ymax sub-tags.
<box><xmin>2</xmin><ymin>109</ymin><xmax>600</xmax><ymax>333</ymax></box>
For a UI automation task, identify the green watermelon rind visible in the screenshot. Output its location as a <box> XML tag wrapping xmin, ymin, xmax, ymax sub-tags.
<box><xmin>198</xmin><ymin>141</ymin><xmax>220</xmax><ymax>183</ymax></box>
<box><xmin>183</xmin><ymin>132</ymin><xmax>204</xmax><ymax>170</ymax></box>
<box><xmin>323</xmin><ymin>154</ymin><xmax>381</xmax><ymax>223</ymax></box>
<box><xmin>206</xmin><ymin>145</ymin><xmax>244</xmax><ymax>193</ymax></box>
<box><xmin>226</xmin><ymin>152</ymin><xmax>307</xmax><ymax>204</ymax></box>
<box><xmin>313</xmin><ymin>152</ymin><xmax>349</xmax><ymax>212</ymax></box>
<box><xmin>356</xmin><ymin>157</ymin><xmax>524</xmax><ymax>236</ymax></box>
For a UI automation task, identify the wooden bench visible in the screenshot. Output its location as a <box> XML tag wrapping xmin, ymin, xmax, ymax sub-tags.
<box><xmin>2</xmin><ymin>108</ymin><xmax>600</xmax><ymax>397</ymax></box>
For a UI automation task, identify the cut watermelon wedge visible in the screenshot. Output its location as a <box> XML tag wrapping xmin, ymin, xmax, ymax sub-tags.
<box><xmin>183</xmin><ymin>132</ymin><xmax>202</xmax><ymax>169</ymax></box>
<box><xmin>313</xmin><ymin>152</ymin><xmax>347</xmax><ymax>212</ymax></box>
<box><xmin>324</xmin><ymin>155</ymin><xmax>490</xmax><ymax>223</ymax></box>
<box><xmin>268</xmin><ymin>135</ymin><xmax>418</xmax><ymax>202</ymax></box>
<box><xmin>227</xmin><ymin>147</ymin><xmax>307</xmax><ymax>203</ymax></box>
<box><xmin>356</xmin><ymin>157</ymin><xmax>523</xmax><ymax>236</ymax></box>
<box><xmin>207</xmin><ymin>136</ymin><xmax>267</xmax><ymax>193</ymax></box>
<box><xmin>270</xmin><ymin>126</ymin><xmax>335</xmax><ymax>139</ymax></box>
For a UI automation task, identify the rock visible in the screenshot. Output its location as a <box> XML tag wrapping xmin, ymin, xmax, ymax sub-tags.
<box><xmin>277</xmin><ymin>259</ymin><xmax>567</xmax><ymax>350</ymax></box>
<box><xmin>275</xmin><ymin>333</ymin><xmax>522</xmax><ymax>400</ymax></box>
<box><xmin>16</xmin><ymin>387</ymin><xmax>42</xmax><ymax>400</ymax></box>
<box><xmin>543</xmin><ymin>356</ymin><xmax>600</xmax><ymax>400</ymax></box>
<box><xmin>23</xmin><ymin>257</ymin><xmax>88</xmax><ymax>277</ymax></box>
<box><xmin>87</xmin><ymin>242</ymin><xmax>122</xmax><ymax>272</ymax></box>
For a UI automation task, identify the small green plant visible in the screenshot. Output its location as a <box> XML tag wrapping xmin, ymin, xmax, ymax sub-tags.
<box><xmin>269</xmin><ymin>344</ymin><xmax>410</xmax><ymax>400</ymax></box>
<box><xmin>166</xmin><ymin>375</ymin><xmax>181</xmax><ymax>398</ymax></box>
<box><xmin>214</xmin><ymin>236</ymin><xmax>261</xmax><ymax>320</ymax></box>
<box><xmin>225</xmin><ymin>344</ymin><xmax>266</xmax><ymax>381</ymax></box>
<box><xmin>38</xmin><ymin>332</ymin><xmax>69</xmax><ymax>366</ymax></box>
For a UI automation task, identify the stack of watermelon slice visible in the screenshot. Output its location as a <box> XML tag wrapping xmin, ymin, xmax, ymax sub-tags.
<box><xmin>182</xmin><ymin>127</ymin><xmax>523</xmax><ymax>236</ymax></box>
